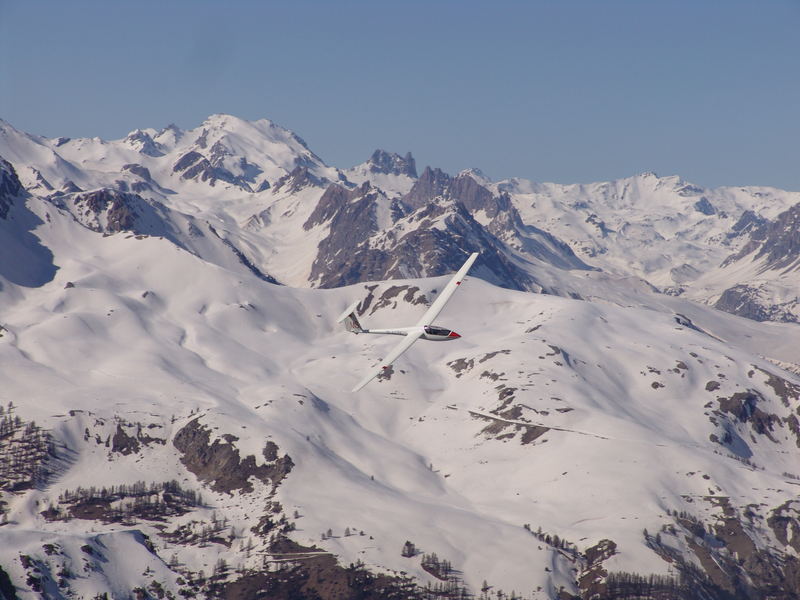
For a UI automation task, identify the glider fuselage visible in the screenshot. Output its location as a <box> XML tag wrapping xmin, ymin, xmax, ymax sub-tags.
<box><xmin>337</xmin><ymin>251</ymin><xmax>478</xmax><ymax>391</ymax></box>
<box><xmin>358</xmin><ymin>325</ymin><xmax>461</xmax><ymax>341</ymax></box>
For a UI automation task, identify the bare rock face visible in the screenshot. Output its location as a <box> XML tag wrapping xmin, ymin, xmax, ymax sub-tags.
<box><xmin>172</xmin><ymin>150</ymin><xmax>253</xmax><ymax>190</ymax></box>
<box><xmin>304</xmin><ymin>182</ymin><xmax>372</xmax><ymax>231</ymax></box>
<box><xmin>694</xmin><ymin>196</ymin><xmax>717</xmax><ymax>215</ymax></box>
<box><xmin>724</xmin><ymin>203</ymin><xmax>800</xmax><ymax>271</ymax></box>
<box><xmin>402</xmin><ymin>167</ymin><xmax>452</xmax><ymax>211</ymax></box>
<box><xmin>400</xmin><ymin>168</ymin><xmax>590</xmax><ymax>272</ymax></box>
<box><xmin>365</xmin><ymin>149</ymin><xmax>417</xmax><ymax>178</ymax></box>
<box><xmin>124</xmin><ymin>129</ymin><xmax>164</xmax><ymax>157</ymax></box>
<box><xmin>110</xmin><ymin>422</ymin><xmax>166</xmax><ymax>456</ymax></box>
<box><xmin>121</xmin><ymin>163</ymin><xmax>153</xmax><ymax>182</ymax></box>
<box><xmin>303</xmin><ymin>165</ymin><xmax>590</xmax><ymax>292</ymax></box>
<box><xmin>747</xmin><ymin>203</ymin><xmax>800</xmax><ymax>271</ymax></box>
<box><xmin>172</xmin><ymin>419</ymin><xmax>293</xmax><ymax>495</ymax></box>
<box><xmin>272</xmin><ymin>165</ymin><xmax>325</xmax><ymax>194</ymax></box>
<box><xmin>714</xmin><ymin>284</ymin><xmax>798</xmax><ymax>324</ymax></box>
<box><xmin>70</xmin><ymin>189</ymin><xmax>140</xmax><ymax>233</ymax></box>
<box><xmin>714</xmin><ymin>285</ymin><xmax>773</xmax><ymax>322</ymax></box>
<box><xmin>0</xmin><ymin>157</ymin><xmax>22</xmax><ymax>219</ymax></box>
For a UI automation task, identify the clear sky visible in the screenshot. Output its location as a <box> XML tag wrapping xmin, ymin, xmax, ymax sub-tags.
<box><xmin>1</xmin><ymin>1</ymin><xmax>798</xmax><ymax>190</ymax></box>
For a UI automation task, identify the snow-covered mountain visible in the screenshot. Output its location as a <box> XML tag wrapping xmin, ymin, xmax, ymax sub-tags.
<box><xmin>2</xmin><ymin>116</ymin><xmax>800</xmax><ymax>599</ymax></box>
<box><xmin>495</xmin><ymin>173</ymin><xmax>800</xmax><ymax>322</ymax></box>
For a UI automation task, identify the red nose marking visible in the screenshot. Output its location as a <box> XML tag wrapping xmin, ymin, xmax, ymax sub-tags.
<box><xmin>448</xmin><ymin>331</ymin><xmax>461</xmax><ymax>339</ymax></box>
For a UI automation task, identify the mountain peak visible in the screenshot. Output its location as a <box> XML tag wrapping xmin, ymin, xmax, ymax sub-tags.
<box><xmin>459</xmin><ymin>168</ymin><xmax>492</xmax><ymax>186</ymax></box>
<box><xmin>365</xmin><ymin>149</ymin><xmax>417</xmax><ymax>178</ymax></box>
<box><xmin>124</xmin><ymin>129</ymin><xmax>164</xmax><ymax>157</ymax></box>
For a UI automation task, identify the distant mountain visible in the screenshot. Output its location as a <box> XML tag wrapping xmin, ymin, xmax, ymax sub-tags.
<box><xmin>3</xmin><ymin>115</ymin><xmax>799</xmax><ymax>323</ymax></box>
<box><xmin>1</xmin><ymin>115</ymin><xmax>800</xmax><ymax>599</ymax></box>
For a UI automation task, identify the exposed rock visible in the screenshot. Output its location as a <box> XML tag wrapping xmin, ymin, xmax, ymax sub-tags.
<box><xmin>714</xmin><ymin>284</ymin><xmax>797</xmax><ymax>323</ymax></box>
<box><xmin>213</xmin><ymin>537</ymin><xmax>424</xmax><ymax>600</ymax></box>
<box><xmin>585</xmin><ymin>213</ymin><xmax>614</xmax><ymax>237</ymax></box>
<box><xmin>304</xmin><ymin>182</ymin><xmax>371</xmax><ymax>231</ymax></box>
<box><xmin>716</xmin><ymin>389</ymin><xmax>781</xmax><ymax>442</ymax></box>
<box><xmin>723</xmin><ymin>204</ymin><xmax>800</xmax><ymax>271</ymax></box>
<box><xmin>367</xmin><ymin>284</ymin><xmax>428</xmax><ymax>315</ymax></box>
<box><xmin>111</xmin><ymin>422</ymin><xmax>165</xmax><ymax>456</ymax></box>
<box><xmin>272</xmin><ymin>166</ymin><xmax>324</xmax><ymax>194</ymax></box>
<box><xmin>0</xmin><ymin>157</ymin><xmax>23</xmax><ymax>219</ymax></box>
<box><xmin>173</xmin><ymin>419</ymin><xmax>293</xmax><ymax>494</ymax></box>
<box><xmin>172</xmin><ymin>150</ymin><xmax>247</xmax><ymax>188</ymax></box>
<box><xmin>676</xmin><ymin>183</ymin><xmax>705</xmax><ymax>196</ymax></box>
<box><xmin>714</xmin><ymin>285</ymin><xmax>768</xmax><ymax>321</ymax></box>
<box><xmin>122</xmin><ymin>163</ymin><xmax>153</xmax><ymax>181</ymax></box>
<box><xmin>61</xmin><ymin>180</ymin><xmax>82</xmax><ymax>194</ymax></box>
<box><xmin>125</xmin><ymin>129</ymin><xmax>164</xmax><ymax>157</ymax></box>
<box><xmin>365</xmin><ymin>149</ymin><xmax>417</xmax><ymax>178</ymax></box>
<box><xmin>402</xmin><ymin>166</ymin><xmax>452</xmax><ymax>210</ymax></box>
<box><xmin>207</xmin><ymin>224</ymin><xmax>280</xmax><ymax>284</ymax></box>
<box><xmin>29</xmin><ymin>167</ymin><xmax>53</xmax><ymax>191</ymax></box>
<box><xmin>768</xmin><ymin>500</ymin><xmax>800</xmax><ymax>554</ymax></box>
<box><xmin>693</xmin><ymin>197</ymin><xmax>716</xmax><ymax>215</ymax></box>
<box><xmin>727</xmin><ymin>209</ymin><xmax>767</xmax><ymax>239</ymax></box>
<box><xmin>578</xmin><ymin>539</ymin><xmax>617</xmax><ymax>598</ymax></box>
<box><xmin>303</xmin><ymin>162</ymin><xmax>589</xmax><ymax>293</ymax></box>
<box><xmin>72</xmin><ymin>189</ymin><xmax>141</xmax><ymax>233</ymax></box>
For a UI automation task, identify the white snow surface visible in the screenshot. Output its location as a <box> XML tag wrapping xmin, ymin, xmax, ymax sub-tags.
<box><xmin>1</xmin><ymin>189</ymin><xmax>800</xmax><ymax>598</ymax></box>
<box><xmin>1</xmin><ymin>115</ymin><xmax>800</xmax><ymax>598</ymax></box>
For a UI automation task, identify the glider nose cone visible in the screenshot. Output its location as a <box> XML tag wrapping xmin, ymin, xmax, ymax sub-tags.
<box><xmin>448</xmin><ymin>331</ymin><xmax>461</xmax><ymax>339</ymax></box>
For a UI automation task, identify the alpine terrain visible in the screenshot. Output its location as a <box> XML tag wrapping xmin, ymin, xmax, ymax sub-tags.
<box><xmin>1</xmin><ymin>115</ymin><xmax>799</xmax><ymax>600</ymax></box>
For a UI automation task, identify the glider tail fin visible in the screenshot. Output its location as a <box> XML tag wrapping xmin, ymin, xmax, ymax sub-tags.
<box><xmin>337</xmin><ymin>300</ymin><xmax>364</xmax><ymax>334</ymax></box>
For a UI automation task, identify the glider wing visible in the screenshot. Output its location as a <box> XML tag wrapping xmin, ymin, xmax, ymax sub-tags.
<box><xmin>415</xmin><ymin>252</ymin><xmax>478</xmax><ymax>327</ymax></box>
<box><xmin>352</xmin><ymin>330</ymin><xmax>424</xmax><ymax>392</ymax></box>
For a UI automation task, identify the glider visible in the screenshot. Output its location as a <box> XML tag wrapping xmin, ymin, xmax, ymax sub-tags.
<box><xmin>338</xmin><ymin>252</ymin><xmax>478</xmax><ymax>392</ymax></box>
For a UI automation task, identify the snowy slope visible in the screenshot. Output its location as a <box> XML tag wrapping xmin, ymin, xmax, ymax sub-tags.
<box><xmin>4</xmin><ymin>116</ymin><xmax>800</xmax><ymax>325</ymax></box>
<box><xmin>494</xmin><ymin>173</ymin><xmax>800</xmax><ymax>323</ymax></box>
<box><xmin>2</xmin><ymin>116</ymin><xmax>800</xmax><ymax>598</ymax></box>
<box><xmin>2</xmin><ymin>177</ymin><xmax>800</xmax><ymax>599</ymax></box>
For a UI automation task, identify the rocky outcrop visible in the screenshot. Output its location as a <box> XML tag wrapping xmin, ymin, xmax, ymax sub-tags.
<box><xmin>0</xmin><ymin>157</ymin><xmax>22</xmax><ymax>219</ymax></box>
<box><xmin>303</xmin><ymin>165</ymin><xmax>589</xmax><ymax>291</ymax></box>
<box><xmin>110</xmin><ymin>422</ymin><xmax>166</xmax><ymax>455</ymax></box>
<box><xmin>364</xmin><ymin>149</ymin><xmax>417</xmax><ymax>178</ymax></box>
<box><xmin>693</xmin><ymin>197</ymin><xmax>716</xmax><ymax>215</ymax></box>
<box><xmin>724</xmin><ymin>204</ymin><xmax>800</xmax><ymax>271</ymax></box>
<box><xmin>172</xmin><ymin>150</ymin><xmax>253</xmax><ymax>189</ymax></box>
<box><xmin>303</xmin><ymin>181</ymin><xmax>373</xmax><ymax>230</ymax></box>
<box><xmin>122</xmin><ymin>163</ymin><xmax>153</xmax><ymax>182</ymax></box>
<box><xmin>714</xmin><ymin>284</ymin><xmax>798</xmax><ymax>323</ymax></box>
<box><xmin>402</xmin><ymin>167</ymin><xmax>452</xmax><ymax>211</ymax></box>
<box><xmin>401</xmin><ymin>168</ymin><xmax>590</xmax><ymax>272</ymax></box>
<box><xmin>272</xmin><ymin>165</ymin><xmax>325</xmax><ymax>194</ymax></box>
<box><xmin>124</xmin><ymin>129</ymin><xmax>164</xmax><ymax>157</ymax></box>
<box><xmin>71</xmin><ymin>189</ymin><xmax>140</xmax><ymax>233</ymax></box>
<box><xmin>173</xmin><ymin>419</ymin><xmax>293</xmax><ymax>494</ymax></box>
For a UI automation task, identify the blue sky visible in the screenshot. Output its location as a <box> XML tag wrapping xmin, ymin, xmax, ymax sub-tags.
<box><xmin>1</xmin><ymin>1</ymin><xmax>798</xmax><ymax>189</ymax></box>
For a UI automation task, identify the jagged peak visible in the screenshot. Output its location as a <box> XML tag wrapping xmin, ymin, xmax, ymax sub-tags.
<box><xmin>124</xmin><ymin>129</ymin><xmax>164</xmax><ymax>157</ymax></box>
<box><xmin>364</xmin><ymin>149</ymin><xmax>417</xmax><ymax>178</ymax></box>
<box><xmin>155</xmin><ymin>123</ymin><xmax>184</xmax><ymax>145</ymax></box>
<box><xmin>458</xmin><ymin>168</ymin><xmax>492</xmax><ymax>186</ymax></box>
<box><xmin>272</xmin><ymin>165</ymin><xmax>326</xmax><ymax>193</ymax></box>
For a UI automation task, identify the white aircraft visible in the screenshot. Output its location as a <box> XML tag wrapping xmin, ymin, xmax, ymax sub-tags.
<box><xmin>338</xmin><ymin>252</ymin><xmax>478</xmax><ymax>392</ymax></box>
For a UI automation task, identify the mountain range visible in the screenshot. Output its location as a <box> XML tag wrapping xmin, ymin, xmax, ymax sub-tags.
<box><xmin>1</xmin><ymin>115</ymin><xmax>799</xmax><ymax>600</ymax></box>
